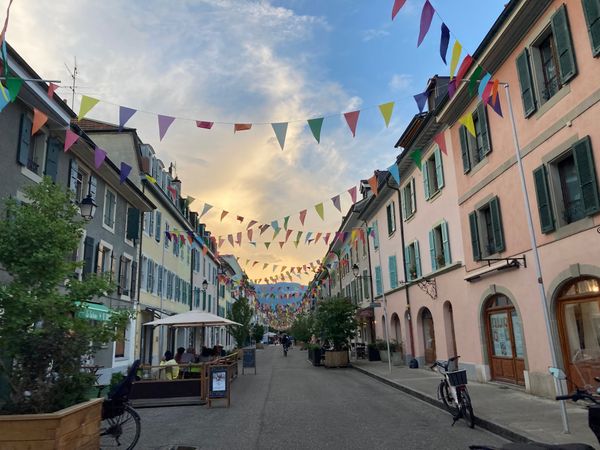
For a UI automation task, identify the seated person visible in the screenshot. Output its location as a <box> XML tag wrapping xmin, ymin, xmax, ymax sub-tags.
<box><xmin>159</xmin><ymin>351</ymin><xmax>180</xmax><ymax>380</ymax></box>
<box><xmin>181</xmin><ymin>347</ymin><xmax>196</xmax><ymax>364</ymax></box>
<box><xmin>174</xmin><ymin>347</ymin><xmax>185</xmax><ymax>364</ymax></box>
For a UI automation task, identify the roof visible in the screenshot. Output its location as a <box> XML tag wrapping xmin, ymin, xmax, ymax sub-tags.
<box><xmin>77</xmin><ymin>118</ymin><xmax>135</xmax><ymax>132</ymax></box>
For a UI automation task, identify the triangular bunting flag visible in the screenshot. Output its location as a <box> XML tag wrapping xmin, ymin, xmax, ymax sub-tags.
<box><xmin>259</xmin><ymin>224</ymin><xmax>270</xmax><ymax>235</ymax></box>
<box><xmin>196</xmin><ymin>121</ymin><xmax>214</xmax><ymax>129</ymax></box>
<box><xmin>348</xmin><ymin>186</ymin><xmax>357</xmax><ymax>203</ymax></box>
<box><xmin>220</xmin><ymin>210</ymin><xmax>228</xmax><ymax>222</ymax></box>
<box><xmin>417</xmin><ymin>0</ymin><xmax>435</xmax><ymax>47</ymax></box>
<box><xmin>119</xmin><ymin>106</ymin><xmax>137</xmax><ymax>130</ymax></box>
<box><xmin>314</xmin><ymin>203</ymin><xmax>325</xmax><ymax>220</ymax></box>
<box><xmin>450</xmin><ymin>41</ymin><xmax>462</xmax><ymax>79</ymax></box>
<box><xmin>388</xmin><ymin>163</ymin><xmax>400</xmax><ymax>185</ymax></box>
<box><xmin>219</xmin><ymin>237</ymin><xmax>225</xmax><ymax>248</ymax></box>
<box><xmin>248</xmin><ymin>229</ymin><xmax>253</xmax><ymax>241</ymax></box>
<box><xmin>478</xmin><ymin>73</ymin><xmax>492</xmax><ymax>99</ymax></box>
<box><xmin>315</xmin><ymin>232</ymin><xmax>322</xmax><ymax>244</ymax></box>
<box><xmin>324</xmin><ymin>232</ymin><xmax>331</xmax><ymax>245</ymax></box>
<box><xmin>307</xmin><ymin>117</ymin><xmax>324</xmax><ymax>143</ymax></box>
<box><xmin>158</xmin><ymin>115</ymin><xmax>176</xmax><ymax>141</ymax></box>
<box><xmin>236</xmin><ymin>232</ymin><xmax>242</xmax><ymax>246</ymax></box>
<box><xmin>263</xmin><ymin>263</ymin><xmax>268</xmax><ymax>270</ymax></box>
<box><xmin>94</xmin><ymin>147</ymin><xmax>107</xmax><ymax>169</ymax></box>
<box><xmin>488</xmin><ymin>94</ymin><xmax>503</xmax><ymax>117</ymax></box>
<box><xmin>200</xmin><ymin>203</ymin><xmax>213</xmax><ymax>217</ymax></box>
<box><xmin>448</xmin><ymin>79</ymin><xmax>457</xmax><ymax>98</ymax></box>
<box><xmin>459</xmin><ymin>112</ymin><xmax>476</xmax><ymax>137</ymax></box>
<box><xmin>78</xmin><ymin>95</ymin><xmax>99</xmax><ymax>121</ymax></box>
<box><xmin>378</xmin><ymin>102</ymin><xmax>394</xmax><ymax>127</ymax></box>
<box><xmin>279</xmin><ymin>242</ymin><xmax>285</xmax><ymax>249</ymax></box>
<box><xmin>283</xmin><ymin>216</ymin><xmax>290</xmax><ymax>230</ymax></box>
<box><xmin>234</xmin><ymin>123</ymin><xmax>252</xmax><ymax>133</ymax></box>
<box><xmin>343</xmin><ymin>110</ymin><xmax>360</xmax><ymax>137</ymax></box>
<box><xmin>414</xmin><ymin>91</ymin><xmax>429</xmax><ymax>113</ymax></box>
<box><xmin>491</xmin><ymin>78</ymin><xmax>500</xmax><ymax>105</ymax></box>
<box><xmin>468</xmin><ymin>66</ymin><xmax>484</xmax><ymax>96</ymax></box>
<box><xmin>31</xmin><ymin>108</ymin><xmax>48</xmax><ymax>135</ymax></box>
<box><xmin>47</xmin><ymin>82</ymin><xmax>58</xmax><ymax>99</ymax></box>
<box><xmin>145</xmin><ymin>174</ymin><xmax>157</xmax><ymax>184</ymax></box>
<box><xmin>285</xmin><ymin>229</ymin><xmax>293</xmax><ymax>243</ymax></box>
<box><xmin>271</xmin><ymin>122</ymin><xmax>288</xmax><ymax>150</ymax></box>
<box><xmin>411</xmin><ymin>149</ymin><xmax>423</xmax><ymax>170</ymax></box>
<box><xmin>368</xmin><ymin>175</ymin><xmax>378</xmax><ymax>196</ymax></box>
<box><xmin>247</xmin><ymin>220</ymin><xmax>257</xmax><ymax>229</ymax></box>
<box><xmin>440</xmin><ymin>23</ymin><xmax>450</xmax><ymax>64</ymax></box>
<box><xmin>299</xmin><ymin>209</ymin><xmax>307</xmax><ymax>226</ymax></box>
<box><xmin>265</xmin><ymin>242</ymin><xmax>271</xmax><ymax>250</ymax></box>
<box><xmin>433</xmin><ymin>132</ymin><xmax>447</xmax><ymax>155</ymax></box>
<box><xmin>228</xmin><ymin>234</ymin><xmax>234</xmax><ymax>247</ymax></box>
<box><xmin>7</xmin><ymin>77</ymin><xmax>22</xmax><ymax>102</ymax></box>
<box><xmin>331</xmin><ymin>195</ymin><xmax>342</xmax><ymax>212</ymax></box>
<box><xmin>456</xmin><ymin>54</ymin><xmax>473</xmax><ymax>84</ymax></box>
<box><xmin>119</xmin><ymin>162</ymin><xmax>132</xmax><ymax>184</ymax></box>
<box><xmin>391</xmin><ymin>0</ymin><xmax>407</xmax><ymax>20</ymax></box>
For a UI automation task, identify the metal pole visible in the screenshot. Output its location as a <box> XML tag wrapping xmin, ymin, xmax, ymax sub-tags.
<box><xmin>159</xmin><ymin>236</ymin><xmax>166</xmax><ymax>359</ymax></box>
<box><xmin>504</xmin><ymin>84</ymin><xmax>569</xmax><ymax>433</ymax></box>
<box><xmin>373</xmin><ymin>222</ymin><xmax>392</xmax><ymax>374</ymax></box>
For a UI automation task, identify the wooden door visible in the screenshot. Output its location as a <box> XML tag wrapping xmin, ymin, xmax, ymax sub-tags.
<box><xmin>422</xmin><ymin>309</ymin><xmax>436</xmax><ymax>364</ymax></box>
<box><xmin>486</xmin><ymin>306</ymin><xmax>525</xmax><ymax>385</ymax></box>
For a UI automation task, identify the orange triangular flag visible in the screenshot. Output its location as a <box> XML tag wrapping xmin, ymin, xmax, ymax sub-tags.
<box><xmin>32</xmin><ymin>108</ymin><xmax>48</xmax><ymax>135</ymax></box>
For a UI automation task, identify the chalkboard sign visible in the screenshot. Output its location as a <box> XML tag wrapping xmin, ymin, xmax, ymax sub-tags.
<box><xmin>242</xmin><ymin>348</ymin><xmax>256</xmax><ymax>374</ymax></box>
<box><xmin>209</xmin><ymin>366</ymin><xmax>229</xmax><ymax>399</ymax></box>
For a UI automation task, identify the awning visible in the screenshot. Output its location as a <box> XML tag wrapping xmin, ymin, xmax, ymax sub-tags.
<box><xmin>76</xmin><ymin>301</ymin><xmax>111</xmax><ymax>321</ymax></box>
<box><xmin>143</xmin><ymin>310</ymin><xmax>242</xmax><ymax>328</ymax></box>
<box><xmin>357</xmin><ymin>307</ymin><xmax>374</xmax><ymax>319</ymax></box>
<box><xmin>464</xmin><ymin>258</ymin><xmax>522</xmax><ymax>282</ymax></box>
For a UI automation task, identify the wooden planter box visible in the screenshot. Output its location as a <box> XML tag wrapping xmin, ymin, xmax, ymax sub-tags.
<box><xmin>324</xmin><ymin>350</ymin><xmax>349</xmax><ymax>368</ymax></box>
<box><xmin>0</xmin><ymin>397</ymin><xmax>103</xmax><ymax>450</ymax></box>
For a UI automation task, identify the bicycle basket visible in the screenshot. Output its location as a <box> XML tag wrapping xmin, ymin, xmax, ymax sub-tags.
<box><xmin>102</xmin><ymin>398</ymin><xmax>126</xmax><ymax>420</ymax></box>
<box><xmin>447</xmin><ymin>369</ymin><xmax>468</xmax><ymax>386</ymax></box>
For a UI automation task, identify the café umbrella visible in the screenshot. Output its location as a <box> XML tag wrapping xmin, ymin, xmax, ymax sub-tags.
<box><xmin>143</xmin><ymin>310</ymin><xmax>241</xmax><ymax>328</ymax></box>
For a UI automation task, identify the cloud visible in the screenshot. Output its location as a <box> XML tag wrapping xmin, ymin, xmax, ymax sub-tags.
<box><xmin>389</xmin><ymin>73</ymin><xmax>413</xmax><ymax>92</ymax></box>
<box><xmin>362</xmin><ymin>28</ymin><xmax>390</xmax><ymax>42</ymax></box>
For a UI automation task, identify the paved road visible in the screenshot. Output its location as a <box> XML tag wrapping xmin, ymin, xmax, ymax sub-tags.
<box><xmin>136</xmin><ymin>346</ymin><xmax>507</xmax><ymax>450</ymax></box>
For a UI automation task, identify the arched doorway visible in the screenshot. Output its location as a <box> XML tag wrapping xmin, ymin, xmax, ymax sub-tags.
<box><xmin>557</xmin><ymin>277</ymin><xmax>600</xmax><ymax>390</ymax></box>
<box><xmin>443</xmin><ymin>302</ymin><xmax>458</xmax><ymax>358</ymax></box>
<box><xmin>421</xmin><ymin>308</ymin><xmax>436</xmax><ymax>364</ymax></box>
<box><xmin>484</xmin><ymin>295</ymin><xmax>525</xmax><ymax>385</ymax></box>
<box><xmin>391</xmin><ymin>313</ymin><xmax>401</xmax><ymax>343</ymax></box>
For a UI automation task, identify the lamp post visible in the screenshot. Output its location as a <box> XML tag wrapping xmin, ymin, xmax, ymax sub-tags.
<box><xmin>79</xmin><ymin>194</ymin><xmax>97</xmax><ymax>220</ymax></box>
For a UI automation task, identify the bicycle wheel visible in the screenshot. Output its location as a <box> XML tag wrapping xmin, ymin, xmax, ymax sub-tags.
<box><xmin>100</xmin><ymin>404</ymin><xmax>141</xmax><ymax>449</ymax></box>
<box><xmin>459</xmin><ymin>389</ymin><xmax>475</xmax><ymax>428</ymax></box>
<box><xmin>438</xmin><ymin>380</ymin><xmax>457</xmax><ymax>415</ymax></box>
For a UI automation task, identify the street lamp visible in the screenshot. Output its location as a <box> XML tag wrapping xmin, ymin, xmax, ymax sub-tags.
<box><xmin>79</xmin><ymin>194</ymin><xmax>97</xmax><ymax>220</ymax></box>
<box><xmin>202</xmin><ymin>279</ymin><xmax>208</xmax><ymax>292</ymax></box>
<box><xmin>352</xmin><ymin>263</ymin><xmax>360</xmax><ymax>278</ymax></box>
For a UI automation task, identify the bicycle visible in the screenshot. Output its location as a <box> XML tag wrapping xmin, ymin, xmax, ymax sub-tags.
<box><xmin>431</xmin><ymin>355</ymin><xmax>475</xmax><ymax>428</ymax></box>
<box><xmin>99</xmin><ymin>359</ymin><xmax>141</xmax><ymax>449</ymax></box>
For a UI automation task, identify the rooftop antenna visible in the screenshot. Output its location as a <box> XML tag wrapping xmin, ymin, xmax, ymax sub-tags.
<box><xmin>64</xmin><ymin>56</ymin><xmax>77</xmax><ymax>109</ymax></box>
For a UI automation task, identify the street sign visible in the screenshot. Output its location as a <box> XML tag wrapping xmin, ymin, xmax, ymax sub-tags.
<box><xmin>243</xmin><ymin>347</ymin><xmax>256</xmax><ymax>374</ymax></box>
<box><xmin>208</xmin><ymin>365</ymin><xmax>230</xmax><ymax>407</ymax></box>
<box><xmin>370</xmin><ymin>302</ymin><xmax>381</xmax><ymax>308</ymax></box>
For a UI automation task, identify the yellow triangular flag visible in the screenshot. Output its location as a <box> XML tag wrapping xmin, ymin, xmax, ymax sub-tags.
<box><xmin>78</xmin><ymin>95</ymin><xmax>100</xmax><ymax>121</ymax></box>
<box><xmin>459</xmin><ymin>112</ymin><xmax>476</xmax><ymax>137</ymax></box>
<box><xmin>378</xmin><ymin>102</ymin><xmax>395</xmax><ymax>127</ymax></box>
<box><xmin>145</xmin><ymin>174</ymin><xmax>157</xmax><ymax>184</ymax></box>
<box><xmin>450</xmin><ymin>41</ymin><xmax>462</xmax><ymax>80</ymax></box>
<box><xmin>314</xmin><ymin>202</ymin><xmax>325</xmax><ymax>220</ymax></box>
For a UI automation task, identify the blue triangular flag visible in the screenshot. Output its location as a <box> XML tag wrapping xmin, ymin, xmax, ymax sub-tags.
<box><xmin>119</xmin><ymin>162</ymin><xmax>132</xmax><ymax>184</ymax></box>
<box><xmin>413</xmin><ymin>91</ymin><xmax>429</xmax><ymax>113</ymax></box>
<box><xmin>119</xmin><ymin>106</ymin><xmax>137</xmax><ymax>130</ymax></box>
<box><xmin>440</xmin><ymin>23</ymin><xmax>450</xmax><ymax>64</ymax></box>
<box><xmin>387</xmin><ymin>163</ymin><xmax>400</xmax><ymax>185</ymax></box>
<box><xmin>271</xmin><ymin>122</ymin><xmax>288</xmax><ymax>150</ymax></box>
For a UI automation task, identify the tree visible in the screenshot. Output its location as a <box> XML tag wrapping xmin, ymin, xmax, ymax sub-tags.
<box><xmin>0</xmin><ymin>178</ymin><xmax>130</xmax><ymax>414</ymax></box>
<box><xmin>289</xmin><ymin>313</ymin><xmax>314</xmax><ymax>343</ymax></box>
<box><xmin>226</xmin><ymin>297</ymin><xmax>253</xmax><ymax>348</ymax></box>
<box><xmin>314</xmin><ymin>296</ymin><xmax>358</xmax><ymax>351</ymax></box>
<box><xmin>251</xmin><ymin>323</ymin><xmax>265</xmax><ymax>343</ymax></box>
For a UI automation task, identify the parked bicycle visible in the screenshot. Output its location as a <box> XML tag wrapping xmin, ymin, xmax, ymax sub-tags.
<box><xmin>99</xmin><ymin>359</ymin><xmax>141</xmax><ymax>449</ymax></box>
<box><xmin>470</xmin><ymin>368</ymin><xmax>600</xmax><ymax>449</ymax></box>
<box><xmin>431</xmin><ymin>355</ymin><xmax>475</xmax><ymax>428</ymax></box>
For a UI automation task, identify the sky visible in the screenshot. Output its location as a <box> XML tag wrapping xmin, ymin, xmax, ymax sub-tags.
<box><xmin>6</xmin><ymin>0</ymin><xmax>507</xmax><ymax>285</ymax></box>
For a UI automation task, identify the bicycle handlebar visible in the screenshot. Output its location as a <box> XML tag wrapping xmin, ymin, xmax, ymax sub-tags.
<box><xmin>556</xmin><ymin>389</ymin><xmax>600</xmax><ymax>404</ymax></box>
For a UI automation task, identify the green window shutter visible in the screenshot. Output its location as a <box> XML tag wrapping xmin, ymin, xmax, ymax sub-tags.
<box><xmin>572</xmin><ymin>136</ymin><xmax>600</xmax><ymax>215</ymax></box>
<box><xmin>423</xmin><ymin>159</ymin><xmax>430</xmax><ymax>200</ymax></box>
<box><xmin>88</xmin><ymin>176</ymin><xmax>97</xmax><ymax>201</ymax></box>
<box><xmin>434</xmin><ymin>148</ymin><xmax>444</xmax><ymax>189</ymax></box>
<box><xmin>441</xmin><ymin>221</ymin><xmax>451</xmax><ymax>266</ymax></box>
<box><xmin>516</xmin><ymin>49</ymin><xmax>537</xmax><ymax>117</ymax></box>
<box><xmin>68</xmin><ymin>159</ymin><xmax>78</xmax><ymax>194</ymax></box>
<box><xmin>469</xmin><ymin>211</ymin><xmax>481</xmax><ymax>261</ymax></box>
<box><xmin>82</xmin><ymin>236</ymin><xmax>95</xmax><ymax>277</ymax></box>
<box><xmin>387</xmin><ymin>205</ymin><xmax>393</xmax><ymax>234</ymax></box>
<box><xmin>551</xmin><ymin>4</ymin><xmax>577</xmax><ymax>83</ymax></box>
<box><xmin>389</xmin><ymin>256</ymin><xmax>398</xmax><ymax>289</ymax></box>
<box><xmin>155</xmin><ymin>211</ymin><xmax>162</xmax><ymax>242</ymax></box>
<box><xmin>429</xmin><ymin>229</ymin><xmax>437</xmax><ymax>272</ymax></box>
<box><xmin>130</xmin><ymin>261</ymin><xmax>137</xmax><ymax>300</ymax></box>
<box><xmin>582</xmin><ymin>0</ymin><xmax>600</xmax><ymax>56</ymax></box>
<box><xmin>459</xmin><ymin>126</ymin><xmax>471</xmax><ymax>173</ymax></box>
<box><xmin>490</xmin><ymin>197</ymin><xmax>505</xmax><ymax>253</ymax></box>
<box><xmin>44</xmin><ymin>137</ymin><xmax>60</xmax><ymax>182</ymax></box>
<box><xmin>373</xmin><ymin>220</ymin><xmax>380</xmax><ymax>248</ymax></box>
<box><xmin>411</xmin><ymin>178</ymin><xmax>416</xmax><ymax>213</ymax></box>
<box><xmin>404</xmin><ymin>246</ymin><xmax>412</xmax><ymax>280</ymax></box>
<box><xmin>126</xmin><ymin>208</ymin><xmax>140</xmax><ymax>240</ymax></box>
<box><xmin>17</xmin><ymin>113</ymin><xmax>32</xmax><ymax>166</ymax></box>
<box><xmin>414</xmin><ymin>241</ymin><xmax>421</xmax><ymax>278</ymax></box>
<box><xmin>375</xmin><ymin>266</ymin><xmax>382</xmax><ymax>295</ymax></box>
<box><xmin>533</xmin><ymin>165</ymin><xmax>556</xmax><ymax>233</ymax></box>
<box><xmin>402</xmin><ymin>186</ymin><xmax>408</xmax><ymax>219</ymax></box>
<box><xmin>477</xmin><ymin>103</ymin><xmax>492</xmax><ymax>156</ymax></box>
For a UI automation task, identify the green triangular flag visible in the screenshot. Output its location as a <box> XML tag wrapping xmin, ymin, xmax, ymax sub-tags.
<box><xmin>314</xmin><ymin>202</ymin><xmax>325</xmax><ymax>220</ymax></box>
<box><xmin>284</xmin><ymin>216</ymin><xmax>290</xmax><ymax>230</ymax></box>
<box><xmin>378</xmin><ymin>102</ymin><xmax>395</xmax><ymax>127</ymax></box>
<box><xmin>293</xmin><ymin>240</ymin><xmax>300</xmax><ymax>248</ymax></box>
<box><xmin>469</xmin><ymin>66</ymin><xmax>484</xmax><ymax>97</ymax></box>
<box><xmin>7</xmin><ymin>77</ymin><xmax>23</xmax><ymax>102</ymax></box>
<box><xmin>78</xmin><ymin>95</ymin><xmax>100</xmax><ymax>120</ymax></box>
<box><xmin>411</xmin><ymin>149</ymin><xmax>423</xmax><ymax>171</ymax></box>
<box><xmin>307</xmin><ymin>118</ymin><xmax>324</xmax><ymax>143</ymax></box>
<box><xmin>265</xmin><ymin>242</ymin><xmax>271</xmax><ymax>250</ymax></box>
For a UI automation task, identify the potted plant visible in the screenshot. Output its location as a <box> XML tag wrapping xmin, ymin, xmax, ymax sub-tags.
<box><xmin>314</xmin><ymin>296</ymin><xmax>357</xmax><ymax>368</ymax></box>
<box><xmin>376</xmin><ymin>339</ymin><xmax>390</xmax><ymax>362</ymax></box>
<box><xmin>0</xmin><ymin>178</ymin><xmax>130</xmax><ymax>449</ymax></box>
<box><xmin>367</xmin><ymin>343</ymin><xmax>381</xmax><ymax>361</ymax></box>
<box><xmin>436</xmin><ymin>254</ymin><xmax>446</xmax><ymax>269</ymax></box>
<box><xmin>289</xmin><ymin>313</ymin><xmax>314</xmax><ymax>351</ymax></box>
<box><xmin>307</xmin><ymin>343</ymin><xmax>322</xmax><ymax>366</ymax></box>
<box><xmin>409</xmin><ymin>264</ymin><xmax>418</xmax><ymax>280</ymax></box>
<box><xmin>390</xmin><ymin>339</ymin><xmax>405</xmax><ymax>366</ymax></box>
<box><xmin>252</xmin><ymin>323</ymin><xmax>265</xmax><ymax>349</ymax></box>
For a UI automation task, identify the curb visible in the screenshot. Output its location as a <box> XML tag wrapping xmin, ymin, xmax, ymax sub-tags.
<box><xmin>352</xmin><ymin>365</ymin><xmax>531</xmax><ymax>444</ymax></box>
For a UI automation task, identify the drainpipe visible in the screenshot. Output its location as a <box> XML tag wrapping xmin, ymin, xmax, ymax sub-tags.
<box><xmin>361</xmin><ymin>219</ymin><xmax>376</xmax><ymax>344</ymax></box>
<box><xmin>137</xmin><ymin>185</ymin><xmax>147</xmax><ymax>364</ymax></box>
<box><xmin>388</xmin><ymin>180</ymin><xmax>416</xmax><ymax>358</ymax></box>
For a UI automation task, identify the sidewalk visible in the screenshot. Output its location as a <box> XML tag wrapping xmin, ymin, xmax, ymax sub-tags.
<box><xmin>352</xmin><ymin>359</ymin><xmax>599</xmax><ymax>448</ymax></box>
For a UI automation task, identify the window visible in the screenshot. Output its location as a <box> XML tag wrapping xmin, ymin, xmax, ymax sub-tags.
<box><xmin>423</xmin><ymin>148</ymin><xmax>445</xmax><ymax>199</ymax></box>
<box><xmin>103</xmin><ymin>188</ymin><xmax>117</xmax><ymax>231</ymax></box>
<box><xmin>146</xmin><ymin>259</ymin><xmax>155</xmax><ymax>293</ymax></box>
<box><xmin>404</xmin><ymin>241</ymin><xmax>422</xmax><ymax>281</ymax></box>
<box><xmin>459</xmin><ymin>103</ymin><xmax>491</xmax><ymax>173</ymax></box>
<box><xmin>157</xmin><ymin>265</ymin><xmax>163</xmax><ymax>297</ymax></box>
<box><xmin>96</xmin><ymin>242</ymin><xmax>113</xmax><ymax>276</ymax></box>
<box><xmin>363</xmin><ymin>269</ymin><xmax>370</xmax><ymax>299</ymax></box>
<box><xmin>140</xmin><ymin>255</ymin><xmax>148</xmax><ymax>291</ymax></box>
<box><xmin>375</xmin><ymin>266</ymin><xmax>383</xmax><ymax>296</ymax></box>
<box><xmin>533</xmin><ymin>136</ymin><xmax>600</xmax><ymax>232</ymax></box>
<box><xmin>164</xmin><ymin>222</ymin><xmax>170</xmax><ymax>248</ymax></box>
<box><xmin>167</xmin><ymin>271</ymin><xmax>174</xmax><ymax>299</ymax></box>
<box><xmin>118</xmin><ymin>255</ymin><xmax>132</xmax><ymax>297</ymax></box>
<box><xmin>27</xmin><ymin>131</ymin><xmax>47</xmax><ymax>176</ymax></box>
<box><xmin>429</xmin><ymin>221</ymin><xmax>451</xmax><ymax>271</ymax></box>
<box><xmin>125</xmin><ymin>206</ymin><xmax>140</xmax><ymax>243</ymax></box>
<box><xmin>372</xmin><ymin>220</ymin><xmax>380</xmax><ymax>249</ymax></box>
<box><xmin>114</xmin><ymin>327</ymin><xmax>126</xmax><ymax>358</ymax></box>
<box><xmin>469</xmin><ymin>197</ymin><xmax>505</xmax><ymax>261</ymax></box>
<box><xmin>155</xmin><ymin>211</ymin><xmax>162</xmax><ymax>242</ymax></box>
<box><xmin>516</xmin><ymin>5</ymin><xmax>576</xmax><ymax>117</ymax></box>
<box><xmin>386</xmin><ymin>202</ymin><xmax>396</xmax><ymax>235</ymax></box>
<box><xmin>194</xmin><ymin>287</ymin><xmax>200</xmax><ymax>308</ymax></box>
<box><xmin>388</xmin><ymin>255</ymin><xmax>398</xmax><ymax>289</ymax></box>
<box><xmin>402</xmin><ymin>178</ymin><xmax>417</xmax><ymax>219</ymax></box>
<box><xmin>582</xmin><ymin>0</ymin><xmax>600</xmax><ymax>57</ymax></box>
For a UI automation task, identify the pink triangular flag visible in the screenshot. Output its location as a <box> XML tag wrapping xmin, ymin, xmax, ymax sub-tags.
<box><xmin>299</xmin><ymin>209</ymin><xmax>307</xmax><ymax>226</ymax></box>
<box><xmin>392</xmin><ymin>0</ymin><xmax>407</xmax><ymax>20</ymax></box>
<box><xmin>158</xmin><ymin>115</ymin><xmax>176</xmax><ymax>141</ymax></box>
<box><xmin>247</xmin><ymin>220</ymin><xmax>257</xmax><ymax>229</ymax></box>
<box><xmin>343</xmin><ymin>110</ymin><xmax>360</xmax><ymax>137</ymax></box>
<box><xmin>228</xmin><ymin>234</ymin><xmax>234</xmax><ymax>247</ymax></box>
<box><xmin>219</xmin><ymin>236</ymin><xmax>225</xmax><ymax>248</ymax></box>
<box><xmin>324</xmin><ymin>232</ymin><xmax>331</xmax><ymax>245</ymax></box>
<box><xmin>331</xmin><ymin>195</ymin><xmax>342</xmax><ymax>212</ymax></box>
<box><xmin>196</xmin><ymin>121</ymin><xmax>214</xmax><ymax>129</ymax></box>
<box><xmin>348</xmin><ymin>186</ymin><xmax>357</xmax><ymax>203</ymax></box>
<box><xmin>247</xmin><ymin>229</ymin><xmax>253</xmax><ymax>241</ymax></box>
<box><xmin>236</xmin><ymin>232</ymin><xmax>242</xmax><ymax>246</ymax></box>
<box><xmin>279</xmin><ymin>241</ymin><xmax>285</xmax><ymax>249</ymax></box>
<box><xmin>64</xmin><ymin>129</ymin><xmax>79</xmax><ymax>152</ymax></box>
<box><xmin>47</xmin><ymin>82</ymin><xmax>58</xmax><ymax>99</ymax></box>
<box><xmin>285</xmin><ymin>229</ymin><xmax>293</xmax><ymax>243</ymax></box>
<box><xmin>434</xmin><ymin>132</ymin><xmax>447</xmax><ymax>155</ymax></box>
<box><xmin>31</xmin><ymin>108</ymin><xmax>48</xmax><ymax>135</ymax></box>
<box><xmin>94</xmin><ymin>147</ymin><xmax>107</xmax><ymax>169</ymax></box>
